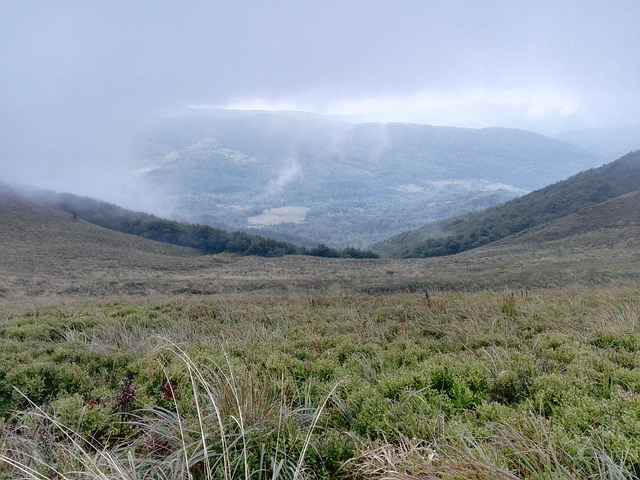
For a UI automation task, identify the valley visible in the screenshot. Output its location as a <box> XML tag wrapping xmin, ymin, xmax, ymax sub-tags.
<box><xmin>2</xmin><ymin>132</ymin><xmax>640</xmax><ymax>480</ymax></box>
<box><xmin>3</xmin><ymin>2</ymin><xmax>640</xmax><ymax>477</ymax></box>
<box><xmin>2</xmin><ymin>165</ymin><xmax>640</xmax><ymax>302</ymax></box>
<box><xmin>130</xmin><ymin>112</ymin><xmax>604</xmax><ymax>248</ymax></box>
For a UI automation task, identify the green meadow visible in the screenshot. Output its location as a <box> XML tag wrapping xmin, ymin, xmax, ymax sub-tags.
<box><xmin>1</xmin><ymin>287</ymin><xmax>640</xmax><ymax>478</ymax></box>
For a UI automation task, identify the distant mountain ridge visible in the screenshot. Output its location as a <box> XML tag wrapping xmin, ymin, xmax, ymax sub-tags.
<box><xmin>132</xmin><ymin>112</ymin><xmax>604</xmax><ymax>247</ymax></box>
<box><xmin>373</xmin><ymin>150</ymin><xmax>640</xmax><ymax>258</ymax></box>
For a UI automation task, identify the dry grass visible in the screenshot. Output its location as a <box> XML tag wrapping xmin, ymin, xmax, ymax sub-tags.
<box><xmin>2</xmin><ymin>188</ymin><xmax>640</xmax><ymax>303</ymax></box>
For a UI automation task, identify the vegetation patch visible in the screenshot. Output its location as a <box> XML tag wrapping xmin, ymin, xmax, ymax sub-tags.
<box><xmin>1</xmin><ymin>287</ymin><xmax>640</xmax><ymax>478</ymax></box>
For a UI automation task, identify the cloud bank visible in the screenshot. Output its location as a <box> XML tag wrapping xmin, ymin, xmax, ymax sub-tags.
<box><xmin>1</xmin><ymin>0</ymin><xmax>639</xmax><ymax>197</ymax></box>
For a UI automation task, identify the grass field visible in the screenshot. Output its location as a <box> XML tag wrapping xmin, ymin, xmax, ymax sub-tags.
<box><xmin>1</xmin><ymin>287</ymin><xmax>640</xmax><ymax>478</ymax></box>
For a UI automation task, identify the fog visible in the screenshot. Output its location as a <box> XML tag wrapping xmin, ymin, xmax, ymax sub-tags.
<box><xmin>1</xmin><ymin>0</ymin><xmax>639</xmax><ymax>203</ymax></box>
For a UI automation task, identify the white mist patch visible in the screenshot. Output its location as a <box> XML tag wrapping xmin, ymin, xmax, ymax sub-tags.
<box><xmin>430</xmin><ymin>180</ymin><xmax>529</xmax><ymax>194</ymax></box>
<box><xmin>261</xmin><ymin>158</ymin><xmax>302</xmax><ymax>197</ymax></box>
<box><xmin>396</xmin><ymin>180</ymin><xmax>529</xmax><ymax>194</ymax></box>
<box><xmin>428</xmin><ymin>180</ymin><xmax>529</xmax><ymax>195</ymax></box>
<box><xmin>396</xmin><ymin>184</ymin><xmax>424</xmax><ymax>193</ymax></box>
<box><xmin>248</xmin><ymin>206</ymin><xmax>310</xmax><ymax>227</ymax></box>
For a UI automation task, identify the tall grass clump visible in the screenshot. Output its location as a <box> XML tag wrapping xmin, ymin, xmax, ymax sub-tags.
<box><xmin>349</xmin><ymin>413</ymin><xmax>638</xmax><ymax>479</ymax></box>
<box><xmin>0</xmin><ymin>342</ymin><xmax>337</xmax><ymax>479</ymax></box>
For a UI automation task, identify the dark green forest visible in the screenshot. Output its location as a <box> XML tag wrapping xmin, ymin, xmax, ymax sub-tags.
<box><xmin>28</xmin><ymin>190</ymin><xmax>378</xmax><ymax>259</ymax></box>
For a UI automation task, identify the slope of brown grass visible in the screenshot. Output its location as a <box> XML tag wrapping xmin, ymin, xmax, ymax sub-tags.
<box><xmin>504</xmin><ymin>189</ymin><xmax>640</xmax><ymax>243</ymax></box>
<box><xmin>2</xmin><ymin>189</ymin><xmax>640</xmax><ymax>303</ymax></box>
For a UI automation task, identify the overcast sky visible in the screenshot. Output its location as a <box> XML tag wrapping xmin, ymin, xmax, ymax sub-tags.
<box><xmin>2</xmin><ymin>0</ymin><xmax>640</xmax><ymax>196</ymax></box>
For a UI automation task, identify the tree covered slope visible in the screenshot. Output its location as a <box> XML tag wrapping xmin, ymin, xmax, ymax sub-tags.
<box><xmin>131</xmin><ymin>112</ymin><xmax>603</xmax><ymax>247</ymax></box>
<box><xmin>374</xmin><ymin>150</ymin><xmax>640</xmax><ymax>258</ymax></box>
<box><xmin>0</xmin><ymin>185</ymin><xmax>378</xmax><ymax>259</ymax></box>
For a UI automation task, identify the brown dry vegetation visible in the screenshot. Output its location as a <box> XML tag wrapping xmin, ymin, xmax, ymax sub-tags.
<box><xmin>2</xmin><ymin>190</ymin><xmax>640</xmax><ymax>304</ymax></box>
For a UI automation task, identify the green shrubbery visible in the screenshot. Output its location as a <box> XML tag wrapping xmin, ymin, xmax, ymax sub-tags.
<box><xmin>2</xmin><ymin>288</ymin><xmax>640</xmax><ymax>477</ymax></box>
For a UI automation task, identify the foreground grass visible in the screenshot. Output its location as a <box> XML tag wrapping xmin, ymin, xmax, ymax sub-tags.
<box><xmin>1</xmin><ymin>287</ymin><xmax>640</xmax><ymax>478</ymax></box>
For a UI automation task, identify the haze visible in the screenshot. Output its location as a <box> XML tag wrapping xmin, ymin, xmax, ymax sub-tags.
<box><xmin>2</xmin><ymin>0</ymin><xmax>639</xmax><ymax>201</ymax></box>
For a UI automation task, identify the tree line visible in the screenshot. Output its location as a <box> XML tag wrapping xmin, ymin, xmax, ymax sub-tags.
<box><xmin>40</xmin><ymin>192</ymin><xmax>378</xmax><ymax>258</ymax></box>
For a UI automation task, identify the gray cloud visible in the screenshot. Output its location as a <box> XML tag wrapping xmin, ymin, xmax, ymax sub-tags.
<box><xmin>1</xmin><ymin>0</ymin><xmax>639</xmax><ymax>198</ymax></box>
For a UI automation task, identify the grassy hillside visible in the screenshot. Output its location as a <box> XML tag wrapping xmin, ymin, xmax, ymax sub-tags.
<box><xmin>0</xmin><ymin>188</ymin><xmax>201</xmax><ymax>271</ymax></box>
<box><xmin>497</xmin><ymin>189</ymin><xmax>640</xmax><ymax>245</ymax></box>
<box><xmin>2</xmin><ymin>183</ymin><xmax>640</xmax><ymax>302</ymax></box>
<box><xmin>374</xmin><ymin>150</ymin><xmax>640</xmax><ymax>258</ymax></box>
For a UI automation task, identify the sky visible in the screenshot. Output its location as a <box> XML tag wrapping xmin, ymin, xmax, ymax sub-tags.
<box><xmin>1</xmin><ymin>0</ymin><xmax>640</xmax><ymax>198</ymax></box>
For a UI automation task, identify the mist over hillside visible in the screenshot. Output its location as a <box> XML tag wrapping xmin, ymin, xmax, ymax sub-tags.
<box><xmin>555</xmin><ymin>125</ymin><xmax>640</xmax><ymax>160</ymax></box>
<box><xmin>3</xmin><ymin>1</ymin><xmax>639</xmax><ymax>227</ymax></box>
<box><xmin>130</xmin><ymin>111</ymin><xmax>603</xmax><ymax>248</ymax></box>
<box><xmin>0</xmin><ymin>183</ymin><xmax>378</xmax><ymax>260</ymax></box>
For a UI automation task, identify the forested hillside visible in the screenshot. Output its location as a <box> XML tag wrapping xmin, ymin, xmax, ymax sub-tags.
<box><xmin>3</xmin><ymin>185</ymin><xmax>377</xmax><ymax>258</ymax></box>
<box><xmin>375</xmin><ymin>150</ymin><xmax>640</xmax><ymax>258</ymax></box>
<box><xmin>130</xmin><ymin>111</ymin><xmax>602</xmax><ymax>247</ymax></box>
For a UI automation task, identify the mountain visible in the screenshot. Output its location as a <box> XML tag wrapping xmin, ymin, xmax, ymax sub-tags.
<box><xmin>496</xmin><ymin>189</ymin><xmax>640</xmax><ymax>247</ymax></box>
<box><xmin>0</xmin><ymin>187</ymin><xmax>204</xmax><ymax>298</ymax></box>
<box><xmin>415</xmin><ymin>188</ymin><xmax>640</xmax><ymax>290</ymax></box>
<box><xmin>373</xmin><ymin>150</ymin><xmax>640</xmax><ymax>258</ymax></box>
<box><xmin>131</xmin><ymin>111</ymin><xmax>603</xmax><ymax>247</ymax></box>
<box><xmin>450</xmin><ymin>189</ymin><xmax>640</xmax><ymax>287</ymax></box>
